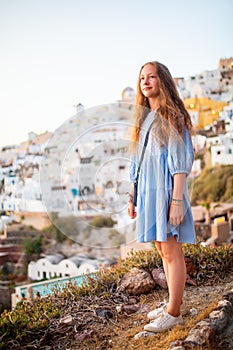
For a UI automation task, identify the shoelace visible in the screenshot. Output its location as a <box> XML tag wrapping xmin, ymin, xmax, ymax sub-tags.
<box><xmin>152</xmin><ymin>312</ymin><xmax>170</xmax><ymax>326</ymax></box>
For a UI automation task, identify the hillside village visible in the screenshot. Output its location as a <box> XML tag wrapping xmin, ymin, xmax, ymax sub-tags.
<box><xmin>0</xmin><ymin>57</ymin><xmax>233</xmax><ymax>310</ymax></box>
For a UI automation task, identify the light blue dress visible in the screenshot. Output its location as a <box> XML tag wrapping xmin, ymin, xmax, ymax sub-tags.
<box><xmin>130</xmin><ymin>111</ymin><xmax>196</xmax><ymax>244</ymax></box>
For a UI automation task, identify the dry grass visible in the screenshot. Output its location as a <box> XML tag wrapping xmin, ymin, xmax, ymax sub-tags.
<box><xmin>102</xmin><ymin>294</ymin><xmax>218</xmax><ymax>350</ymax></box>
<box><xmin>70</xmin><ymin>274</ymin><xmax>233</xmax><ymax>350</ymax></box>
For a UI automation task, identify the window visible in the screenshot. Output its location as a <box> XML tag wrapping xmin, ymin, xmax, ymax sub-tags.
<box><xmin>217</xmin><ymin>151</ymin><xmax>221</xmax><ymax>155</ymax></box>
<box><xmin>229</xmin><ymin>149</ymin><xmax>232</xmax><ymax>154</ymax></box>
<box><xmin>66</xmin><ymin>264</ymin><xmax>69</xmax><ymax>268</ymax></box>
<box><xmin>38</xmin><ymin>271</ymin><xmax>40</xmax><ymax>277</ymax></box>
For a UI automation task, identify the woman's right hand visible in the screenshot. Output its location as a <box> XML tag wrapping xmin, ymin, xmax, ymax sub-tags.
<box><xmin>128</xmin><ymin>201</ymin><xmax>137</xmax><ymax>219</ymax></box>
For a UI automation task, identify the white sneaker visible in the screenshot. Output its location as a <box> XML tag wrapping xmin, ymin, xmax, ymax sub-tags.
<box><xmin>147</xmin><ymin>302</ymin><xmax>167</xmax><ymax>320</ymax></box>
<box><xmin>144</xmin><ymin>311</ymin><xmax>183</xmax><ymax>333</ymax></box>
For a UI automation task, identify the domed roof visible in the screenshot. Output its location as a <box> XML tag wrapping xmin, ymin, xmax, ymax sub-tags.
<box><xmin>43</xmin><ymin>254</ymin><xmax>64</xmax><ymax>264</ymax></box>
<box><xmin>121</xmin><ymin>86</ymin><xmax>135</xmax><ymax>101</ymax></box>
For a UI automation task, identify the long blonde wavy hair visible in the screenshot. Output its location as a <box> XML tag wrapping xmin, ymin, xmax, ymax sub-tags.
<box><xmin>131</xmin><ymin>61</ymin><xmax>193</xmax><ymax>149</ymax></box>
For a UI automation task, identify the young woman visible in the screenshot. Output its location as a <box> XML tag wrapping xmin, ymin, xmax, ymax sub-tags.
<box><xmin>128</xmin><ymin>61</ymin><xmax>196</xmax><ymax>333</ymax></box>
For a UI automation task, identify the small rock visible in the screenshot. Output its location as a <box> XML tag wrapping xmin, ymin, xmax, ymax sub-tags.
<box><xmin>209</xmin><ymin>308</ymin><xmax>229</xmax><ymax>332</ymax></box>
<box><xmin>116</xmin><ymin>305</ymin><xmax>122</xmax><ymax>313</ymax></box>
<box><xmin>186</xmin><ymin>321</ymin><xmax>214</xmax><ymax>345</ymax></box>
<box><xmin>190</xmin><ymin>308</ymin><xmax>198</xmax><ymax>316</ymax></box>
<box><xmin>95</xmin><ymin>308</ymin><xmax>113</xmax><ymax>319</ymax></box>
<box><xmin>118</xmin><ymin>267</ymin><xmax>156</xmax><ymax>295</ymax></box>
<box><xmin>151</xmin><ymin>268</ymin><xmax>168</xmax><ymax>289</ymax></box>
<box><xmin>168</xmin><ymin>342</ymin><xmax>185</xmax><ymax>350</ymax></box>
<box><xmin>122</xmin><ymin>304</ymin><xmax>141</xmax><ymax>314</ymax></box>
<box><xmin>60</xmin><ymin>315</ymin><xmax>74</xmax><ymax>325</ymax></box>
<box><xmin>128</xmin><ymin>296</ymin><xmax>140</xmax><ymax>304</ymax></box>
<box><xmin>134</xmin><ymin>330</ymin><xmax>155</xmax><ymax>339</ymax></box>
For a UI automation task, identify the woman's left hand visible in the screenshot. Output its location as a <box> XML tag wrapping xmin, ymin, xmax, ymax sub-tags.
<box><xmin>169</xmin><ymin>203</ymin><xmax>184</xmax><ymax>226</ymax></box>
<box><xmin>128</xmin><ymin>201</ymin><xmax>137</xmax><ymax>219</ymax></box>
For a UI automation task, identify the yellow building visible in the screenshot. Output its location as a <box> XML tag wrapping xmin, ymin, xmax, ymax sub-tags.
<box><xmin>184</xmin><ymin>97</ymin><xmax>227</xmax><ymax>129</ymax></box>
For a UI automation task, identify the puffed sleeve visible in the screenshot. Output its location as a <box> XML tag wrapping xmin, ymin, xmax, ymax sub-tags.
<box><xmin>129</xmin><ymin>154</ymin><xmax>137</xmax><ymax>182</ymax></box>
<box><xmin>167</xmin><ymin>128</ymin><xmax>194</xmax><ymax>176</ymax></box>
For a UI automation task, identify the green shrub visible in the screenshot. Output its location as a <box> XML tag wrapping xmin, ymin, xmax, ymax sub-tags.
<box><xmin>89</xmin><ymin>216</ymin><xmax>116</xmax><ymax>228</ymax></box>
<box><xmin>191</xmin><ymin>165</ymin><xmax>233</xmax><ymax>204</ymax></box>
<box><xmin>23</xmin><ymin>236</ymin><xmax>43</xmax><ymax>255</ymax></box>
<box><xmin>0</xmin><ymin>298</ymin><xmax>60</xmax><ymax>347</ymax></box>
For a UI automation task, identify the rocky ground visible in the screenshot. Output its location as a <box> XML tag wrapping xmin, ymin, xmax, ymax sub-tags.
<box><xmin>94</xmin><ymin>274</ymin><xmax>233</xmax><ymax>350</ymax></box>
<box><xmin>6</xmin><ymin>271</ymin><xmax>233</xmax><ymax>350</ymax></box>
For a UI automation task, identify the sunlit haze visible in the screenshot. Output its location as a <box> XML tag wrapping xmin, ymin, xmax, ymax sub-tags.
<box><xmin>0</xmin><ymin>0</ymin><xmax>232</xmax><ymax>147</ymax></box>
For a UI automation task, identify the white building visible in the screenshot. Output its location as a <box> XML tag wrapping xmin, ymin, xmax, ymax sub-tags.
<box><xmin>40</xmin><ymin>102</ymin><xmax>134</xmax><ymax>217</ymax></box>
<box><xmin>192</xmin><ymin>134</ymin><xmax>207</xmax><ymax>152</ymax></box>
<box><xmin>1</xmin><ymin>169</ymin><xmax>43</xmax><ymax>212</ymax></box>
<box><xmin>184</xmin><ymin>69</ymin><xmax>221</xmax><ymax>100</ymax></box>
<box><xmin>220</xmin><ymin>103</ymin><xmax>233</xmax><ymax>132</ymax></box>
<box><xmin>176</xmin><ymin>57</ymin><xmax>233</xmax><ymax>103</ymax></box>
<box><xmin>206</xmin><ymin>135</ymin><xmax>222</xmax><ymax>148</ymax></box>
<box><xmin>210</xmin><ymin>132</ymin><xmax>233</xmax><ymax>166</ymax></box>
<box><xmin>0</xmin><ymin>131</ymin><xmax>51</xmax><ymax>214</ymax></box>
<box><xmin>28</xmin><ymin>254</ymin><xmax>99</xmax><ymax>281</ymax></box>
<box><xmin>211</xmin><ymin>144</ymin><xmax>233</xmax><ymax>166</ymax></box>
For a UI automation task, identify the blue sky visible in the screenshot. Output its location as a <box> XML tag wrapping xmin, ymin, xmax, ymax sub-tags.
<box><xmin>0</xmin><ymin>0</ymin><xmax>232</xmax><ymax>147</ymax></box>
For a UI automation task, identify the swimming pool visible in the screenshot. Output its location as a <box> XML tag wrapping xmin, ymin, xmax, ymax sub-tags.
<box><xmin>15</xmin><ymin>273</ymin><xmax>94</xmax><ymax>299</ymax></box>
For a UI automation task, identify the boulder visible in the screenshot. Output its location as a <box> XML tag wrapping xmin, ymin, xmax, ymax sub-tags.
<box><xmin>118</xmin><ymin>267</ymin><xmax>155</xmax><ymax>295</ymax></box>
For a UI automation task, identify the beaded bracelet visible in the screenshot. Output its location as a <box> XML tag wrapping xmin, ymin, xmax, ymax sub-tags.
<box><xmin>171</xmin><ymin>198</ymin><xmax>183</xmax><ymax>206</ymax></box>
<box><xmin>172</xmin><ymin>198</ymin><xmax>183</xmax><ymax>202</ymax></box>
<box><xmin>171</xmin><ymin>202</ymin><xmax>182</xmax><ymax>206</ymax></box>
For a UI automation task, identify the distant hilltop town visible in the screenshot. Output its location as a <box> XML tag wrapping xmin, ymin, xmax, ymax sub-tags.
<box><xmin>0</xmin><ymin>57</ymin><xmax>233</xmax><ymax>230</ymax></box>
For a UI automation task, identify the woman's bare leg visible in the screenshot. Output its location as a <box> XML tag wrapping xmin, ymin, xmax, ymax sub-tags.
<box><xmin>155</xmin><ymin>241</ymin><xmax>169</xmax><ymax>287</ymax></box>
<box><xmin>156</xmin><ymin>237</ymin><xmax>186</xmax><ymax>317</ymax></box>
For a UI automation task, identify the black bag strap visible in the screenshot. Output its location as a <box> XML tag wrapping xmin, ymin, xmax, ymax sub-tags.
<box><xmin>134</xmin><ymin>118</ymin><xmax>154</xmax><ymax>183</ymax></box>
